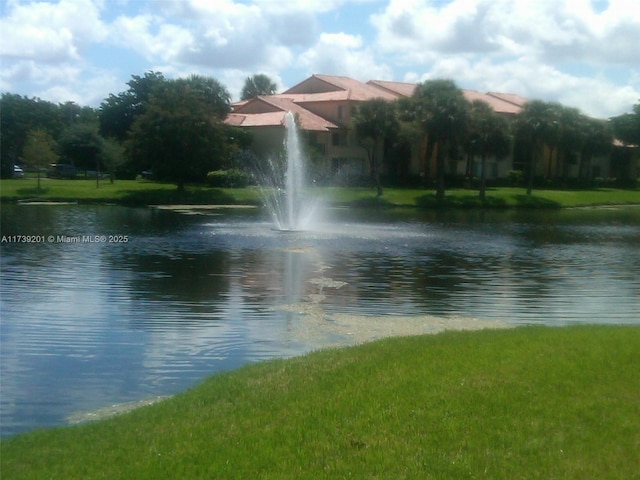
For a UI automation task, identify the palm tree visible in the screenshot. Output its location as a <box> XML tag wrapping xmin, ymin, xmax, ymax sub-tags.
<box><xmin>515</xmin><ymin>100</ymin><xmax>557</xmax><ymax>195</ymax></box>
<box><xmin>240</xmin><ymin>74</ymin><xmax>278</xmax><ymax>101</ymax></box>
<box><xmin>467</xmin><ymin>100</ymin><xmax>511</xmax><ymax>200</ymax></box>
<box><xmin>554</xmin><ymin>105</ymin><xmax>585</xmax><ymax>182</ymax></box>
<box><xmin>353</xmin><ymin>98</ymin><xmax>399</xmax><ymax>196</ymax></box>
<box><xmin>579</xmin><ymin>117</ymin><xmax>612</xmax><ymax>181</ymax></box>
<box><xmin>403</xmin><ymin>79</ymin><xmax>469</xmax><ymax>201</ymax></box>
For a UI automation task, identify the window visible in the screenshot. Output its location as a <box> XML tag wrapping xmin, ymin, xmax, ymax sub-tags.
<box><xmin>338</xmin><ymin>105</ymin><xmax>345</xmax><ymax>120</ymax></box>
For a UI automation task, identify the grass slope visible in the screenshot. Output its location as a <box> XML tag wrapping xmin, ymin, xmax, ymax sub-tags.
<box><xmin>1</xmin><ymin>178</ymin><xmax>639</xmax><ymax>208</ymax></box>
<box><xmin>2</xmin><ymin>326</ymin><xmax>639</xmax><ymax>479</ymax></box>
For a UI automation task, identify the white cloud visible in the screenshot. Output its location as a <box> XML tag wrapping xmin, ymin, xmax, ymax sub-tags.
<box><xmin>371</xmin><ymin>0</ymin><xmax>640</xmax><ymax>117</ymax></box>
<box><xmin>412</xmin><ymin>55</ymin><xmax>638</xmax><ymax>118</ymax></box>
<box><xmin>298</xmin><ymin>33</ymin><xmax>393</xmax><ymax>82</ymax></box>
<box><xmin>0</xmin><ymin>0</ymin><xmax>107</xmax><ymax>62</ymax></box>
<box><xmin>1</xmin><ymin>0</ymin><xmax>637</xmax><ymax>115</ymax></box>
<box><xmin>107</xmin><ymin>0</ymin><xmax>312</xmax><ymax>72</ymax></box>
<box><xmin>373</xmin><ymin>0</ymin><xmax>640</xmax><ymax>69</ymax></box>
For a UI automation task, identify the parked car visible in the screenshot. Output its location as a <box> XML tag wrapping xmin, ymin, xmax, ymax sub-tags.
<box><xmin>142</xmin><ymin>169</ymin><xmax>154</xmax><ymax>180</ymax></box>
<box><xmin>47</xmin><ymin>163</ymin><xmax>77</xmax><ymax>179</ymax></box>
<box><xmin>12</xmin><ymin>165</ymin><xmax>24</xmax><ymax>178</ymax></box>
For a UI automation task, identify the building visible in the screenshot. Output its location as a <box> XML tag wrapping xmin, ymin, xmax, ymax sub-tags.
<box><xmin>226</xmin><ymin>74</ymin><xmax>623</xmax><ymax>185</ymax></box>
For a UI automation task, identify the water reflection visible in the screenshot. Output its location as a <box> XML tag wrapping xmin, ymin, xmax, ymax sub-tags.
<box><xmin>1</xmin><ymin>204</ymin><xmax>639</xmax><ymax>437</ymax></box>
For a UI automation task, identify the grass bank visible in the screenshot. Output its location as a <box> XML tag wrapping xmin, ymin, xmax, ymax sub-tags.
<box><xmin>0</xmin><ymin>178</ymin><xmax>260</xmax><ymax>206</ymax></box>
<box><xmin>1</xmin><ymin>178</ymin><xmax>639</xmax><ymax>208</ymax></box>
<box><xmin>2</xmin><ymin>325</ymin><xmax>639</xmax><ymax>479</ymax></box>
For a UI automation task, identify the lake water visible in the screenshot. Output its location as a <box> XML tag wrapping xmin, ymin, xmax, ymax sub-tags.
<box><xmin>1</xmin><ymin>203</ymin><xmax>639</xmax><ymax>437</ymax></box>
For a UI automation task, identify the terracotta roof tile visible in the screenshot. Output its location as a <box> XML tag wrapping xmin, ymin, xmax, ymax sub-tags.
<box><xmin>226</xmin><ymin>95</ymin><xmax>337</xmax><ymax>131</ymax></box>
<box><xmin>227</xmin><ymin>74</ymin><xmax>530</xmax><ymax>130</ymax></box>
<box><xmin>486</xmin><ymin>92</ymin><xmax>529</xmax><ymax>108</ymax></box>
<box><xmin>284</xmin><ymin>74</ymin><xmax>397</xmax><ymax>101</ymax></box>
<box><xmin>367</xmin><ymin>80</ymin><xmax>417</xmax><ymax>98</ymax></box>
<box><xmin>463</xmin><ymin>90</ymin><xmax>523</xmax><ymax>115</ymax></box>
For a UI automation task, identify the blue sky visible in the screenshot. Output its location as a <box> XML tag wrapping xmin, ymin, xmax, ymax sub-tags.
<box><xmin>1</xmin><ymin>0</ymin><xmax>638</xmax><ymax>118</ymax></box>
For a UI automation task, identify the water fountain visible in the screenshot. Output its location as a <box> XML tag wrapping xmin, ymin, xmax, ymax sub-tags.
<box><xmin>257</xmin><ymin>111</ymin><xmax>319</xmax><ymax>231</ymax></box>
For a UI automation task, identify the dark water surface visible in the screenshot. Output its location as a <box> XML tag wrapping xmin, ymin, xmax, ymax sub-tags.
<box><xmin>1</xmin><ymin>204</ymin><xmax>639</xmax><ymax>437</ymax></box>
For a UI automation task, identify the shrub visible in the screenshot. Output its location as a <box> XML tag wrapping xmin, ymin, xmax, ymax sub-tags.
<box><xmin>508</xmin><ymin>169</ymin><xmax>524</xmax><ymax>186</ymax></box>
<box><xmin>206</xmin><ymin>169</ymin><xmax>253</xmax><ymax>188</ymax></box>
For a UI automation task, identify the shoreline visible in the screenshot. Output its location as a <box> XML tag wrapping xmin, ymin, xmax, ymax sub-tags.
<box><xmin>3</xmin><ymin>197</ymin><xmax>640</xmax><ymax>210</ymax></box>
<box><xmin>64</xmin><ymin>313</ymin><xmax>512</xmax><ymax>427</ymax></box>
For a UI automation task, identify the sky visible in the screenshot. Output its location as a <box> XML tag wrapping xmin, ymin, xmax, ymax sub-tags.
<box><xmin>1</xmin><ymin>0</ymin><xmax>639</xmax><ymax>119</ymax></box>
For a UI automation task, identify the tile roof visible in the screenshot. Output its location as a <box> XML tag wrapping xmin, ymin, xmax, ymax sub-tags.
<box><xmin>284</xmin><ymin>74</ymin><xmax>398</xmax><ymax>101</ymax></box>
<box><xmin>463</xmin><ymin>90</ymin><xmax>523</xmax><ymax>115</ymax></box>
<box><xmin>367</xmin><ymin>80</ymin><xmax>417</xmax><ymax>98</ymax></box>
<box><xmin>486</xmin><ymin>92</ymin><xmax>529</xmax><ymax>108</ymax></box>
<box><xmin>226</xmin><ymin>74</ymin><xmax>529</xmax><ymax>129</ymax></box>
<box><xmin>229</xmin><ymin>95</ymin><xmax>338</xmax><ymax>131</ymax></box>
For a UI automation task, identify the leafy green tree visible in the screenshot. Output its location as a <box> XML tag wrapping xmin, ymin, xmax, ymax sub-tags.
<box><xmin>99</xmin><ymin>71</ymin><xmax>166</xmax><ymax>141</ymax></box>
<box><xmin>240</xmin><ymin>74</ymin><xmax>278</xmax><ymax>101</ymax></box>
<box><xmin>127</xmin><ymin>77</ymin><xmax>231</xmax><ymax>190</ymax></box>
<box><xmin>58</xmin><ymin>123</ymin><xmax>105</xmax><ymax>186</ymax></box>
<box><xmin>467</xmin><ymin>100</ymin><xmax>511</xmax><ymax>200</ymax></box>
<box><xmin>401</xmin><ymin>79</ymin><xmax>469</xmax><ymax>200</ymax></box>
<box><xmin>609</xmin><ymin>101</ymin><xmax>640</xmax><ymax>146</ymax></box>
<box><xmin>99</xmin><ymin>138</ymin><xmax>126</xmax><ymax>182</ymax></box>
<box><xmin>353</xmin><ymin>98</ymin><xmax>400</xmax><ymax>196</ymax></box>
<box><xmin>0</xmin><ymin>93</ymin><xmax>62</xmax><ymax>177</ymax></box>
<box><xmin>20</xmin><ymin>129</ymin><xmax>59</xmax><ymax>190</ymax></box>
<box><xmin>175</xmin><ymin>75</ymin><xmax>231</xmax><ymax>120</ymax></box>
<box><xmin>59</xmin><ymin>101</ymin><xmax>98</xmax><ymax>129</ymax></box>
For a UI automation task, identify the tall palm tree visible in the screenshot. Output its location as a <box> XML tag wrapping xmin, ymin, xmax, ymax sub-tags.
<box><xmin>467</xmin><ymin>100</ymin><xmax>511</xmax><ymax>200</ymax></box>
<box><xmin>404</xmin><ymin>79</ymin><xmax>469</xmax><ymax>201</ymax></box>
<box><xmin>353</xmin><ymin>98</ymin><xmax>399</xmax><ymax>196</ymax></box>
<box><xmin>578</xmin><ymin>117</ymin><xmax>612</xmax><ymax>181</ymax></box>
<box><xmin>240</xmin><ymin>74</ymin><xmax>278</xmax><ymax>101</ymax></box>
<box><xmin>515</xmin><ymin>100</ymin><xmax>557</xmax><ymax>195</ymax></box>
<box><xmin>555</xmin><ymin>105</ymin><xmax>585</xmax><ymax>181</ymax></box>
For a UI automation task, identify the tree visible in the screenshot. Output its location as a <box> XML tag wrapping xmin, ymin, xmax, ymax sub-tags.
<box><xmin>514</xmin><ymin>100</ymin><xmax>558</xmax><ymax>195</ymax></box>
<box><xmin>578</xmin><ymin>117</ymin><xmax>612</xmax><ymax>181</ymax></box>
<box><xmin>21</xmin><ymin>129</ymin><xmax>59</xmax><ymax>191</ymax></box>
<box><xmin>99</xmin><ymin>71</ymin><xmax>166</xmax><ymax>141</ymax></box>
<box><xmin>402</xmin><ymin>79</ymin><xmax>469</xmax><ymax>201</ymax></box>
<box><xmin>0</xmin><ymin>93</ymin><xmax>62</xmax><ymax>178</ymax></box>
<box><xmin>467</xmin><ymin>100</ymin><xmax>511</xmax><ymax>200</ymax></box>
<box><xmin>554</xmin><ymin>105</ymin><xmax>584</xmax><ymax>181</ymax></box>
<box><xmin>58</xmin><ymin>123</ymin><xmax>105</xmax><ymax>187</ymax></box>
<box><xmin>353</xmin><ymin>98</ymin><xmax>399</xmax><ymax>196</ymax></box>
<box><xmin>127</xmin><ymin>78</ymin><xmax>231</xmax><ymax>190</ymax></box>
<box><xmin>610</xmin><ymin>101</ymin><xmax>640</xmax><ymax>146</ymax></box>
<box><xmin>175</xmin><ymin>75</ymin><xmax>231</xmax><ymax>120</ymax></box>
<box><xmin>240</xmin><ymin>74</ymin><xmax>278</xmax><ymax>101</ymax></box>
<box><xmin>99</xmin><ymin>138</ymin><xmax>126</xmax><ymax>182</ymax></box>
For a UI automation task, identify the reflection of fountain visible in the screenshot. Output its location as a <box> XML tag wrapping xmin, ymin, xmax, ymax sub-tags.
<box><xmin>257</xmin><ymin>112</ymin><xmax>319</xmax><ymax>231</ymax></box>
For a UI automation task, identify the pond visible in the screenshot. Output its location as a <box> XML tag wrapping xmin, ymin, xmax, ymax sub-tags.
<box><xmin>1</xmin><ymin>203</ymin><xmax>639</xmax><ymax>437</ymax></box>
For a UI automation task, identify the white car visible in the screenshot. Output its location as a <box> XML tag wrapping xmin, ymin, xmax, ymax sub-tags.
<box><xmin>13</xmin><ymin>165</ymin><xmax>24</xmax><ymax>178</ymax></box>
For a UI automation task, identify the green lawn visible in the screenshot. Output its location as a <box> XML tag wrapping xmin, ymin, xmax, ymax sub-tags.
<box><xmin>1</xmin><ymin>178</ymin><xmax>639</xmax><ymax>208</ymax></box>
<box><xmin>2</xmin><ymin>325</ymin><xmax>639</xmax><ymax>479</ymax></box>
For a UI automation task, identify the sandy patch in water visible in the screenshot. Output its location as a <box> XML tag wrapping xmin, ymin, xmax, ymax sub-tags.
<box><xmin>275</xmin><ymin>298</ymin><xmax>510</xmax><ymax>347</ymax></box>
<box><xmin>293</xmin><ymin>312</ymin><xmax>510</xmax><ymax>347</ymax></box>
<box><xmin>67</xmin><ymin>396</ymin><xmax>169</xmax><ymax>424</ymax></box>
<box><xmin>271</xmin><ymin>270</ymin><xmax>510</xmax><ymax>347</ymax></box>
